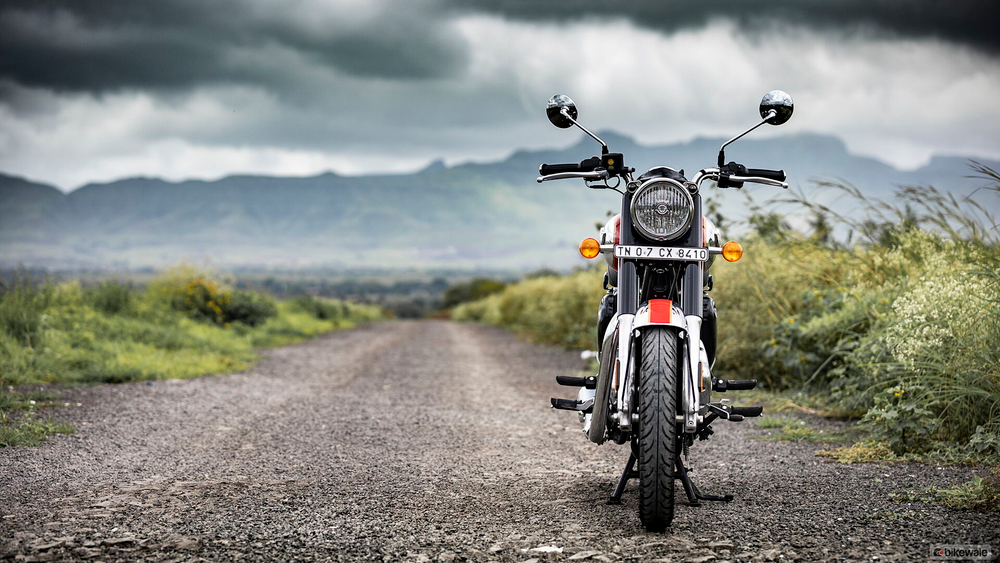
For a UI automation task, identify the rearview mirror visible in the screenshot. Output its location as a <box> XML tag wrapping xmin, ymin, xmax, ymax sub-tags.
<box><xmin>546</xmin><ymin>94</ymin><xmax>578</xmax><ymax>129</ymax></box>
<box><xmin>759</xmin><ymin>90</ymin><xmax>793</xmax><ymax>125</ymax></box>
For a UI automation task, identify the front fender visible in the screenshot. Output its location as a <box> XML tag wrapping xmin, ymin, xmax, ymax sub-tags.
<box><xmin>633</xmin><ymin>299</ymin><xmax>686</xmax><ymax>331</ymax></box>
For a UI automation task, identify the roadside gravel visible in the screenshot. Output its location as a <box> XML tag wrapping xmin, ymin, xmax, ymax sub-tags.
<box><xmin>1</xmin><ymin>321</ymin><xmax>996</xmax><ymax>562</ymax></box>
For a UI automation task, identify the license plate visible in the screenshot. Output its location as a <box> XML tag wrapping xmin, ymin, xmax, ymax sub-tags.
<box><xmin>614</xmin><ymin>245</ymin><xmax>708</xmax><ymax>262</ymax></box>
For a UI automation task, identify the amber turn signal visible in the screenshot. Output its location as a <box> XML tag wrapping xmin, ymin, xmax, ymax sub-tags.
<box><xmin>722</xmin><ymin>240</ymin><xmax>743</xmax><ymax>262</ymax></box>
<box><xmin>579</xmin><ymin>238</ymin><xmax>601</xmax><ymax>259</ymax></box>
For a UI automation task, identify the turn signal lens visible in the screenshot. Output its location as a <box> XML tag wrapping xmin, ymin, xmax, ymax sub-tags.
<box><xmin>722</xmin><ymin>240</ymin><xmax>743</xmax><ymax>262</ymax></box>
<box><xmin>579</xmin><ymin>237</ymin><xmax>601</xmax><ymax>259</ymax></box>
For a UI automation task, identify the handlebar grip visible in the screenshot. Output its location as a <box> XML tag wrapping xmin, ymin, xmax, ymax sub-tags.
<box><xmin>539</xmin><ymin>157</ymin><xmax>601</xmax><ymax>176</ymax></box>
<box><xmin>539</xmin><ymin>163</ymin><xmax>584</xmax><ymax>176</ymax></box>
<box><xmin>746</xmin><ymin>168</ymin><xmax>786</xmax><ymax>182</ymax></box>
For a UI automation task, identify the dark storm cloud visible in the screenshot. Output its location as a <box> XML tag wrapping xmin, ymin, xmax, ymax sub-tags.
<box><xmin>445</xmin><ymin>0</ymin><xmax>999</xmax><ymax>55</ymax></box>
<box><xmin>0</xmin><ymin>0</ymin><xmax>467</xmax><ymax>94</ymax></box>
<box><xmin>1</xmin><ymin>0</ymin><xmax>995</xmax><ymax>99</ymax></box>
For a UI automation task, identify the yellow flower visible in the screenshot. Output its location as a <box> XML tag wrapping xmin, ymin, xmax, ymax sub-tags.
<box><xmin>787</xmin><ymin>317</ymin><xmax>795</xmax><ymax>323</ymax></box>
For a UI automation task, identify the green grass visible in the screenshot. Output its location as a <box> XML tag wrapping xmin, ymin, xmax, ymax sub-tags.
<box><xmin>0</xmin><ymin>410</ymin><xmax>75</xmax><ymax>447</ymax></box>
<box><xmin>753</xmin><ymin>414</ymin><xmax>855</xmax><ymax>444</ymax></box>
<box><xmin>0</xmin><ymin>266</ymin><xmax>384</xmax><ymax>446</ymax></box>
<box><xmin>891</xmin><ymin>472</ymin><xmax>1000</xmax><ymax>511</ymax></box>
<box><xmin>0</xmin><ymin>390</ymin><xmax>61</xmax><ymax>411</ymax></box>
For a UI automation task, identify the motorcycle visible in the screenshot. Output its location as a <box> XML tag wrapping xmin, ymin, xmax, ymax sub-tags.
<box><xmin>539</xmin><ymin>90</ymin><xmax>795</xmax><ymax>531</ymax></box>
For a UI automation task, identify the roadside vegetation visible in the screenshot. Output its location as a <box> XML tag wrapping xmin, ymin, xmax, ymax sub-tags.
<box><xmin>454</xmin><ymin>164</ymin><xmax>1000</xmax><ymax>509</ymax></box>
<box><xmin>0</xmin><ymin>265</ymin><xmax>383</xmax><ymax>446</ymax></box>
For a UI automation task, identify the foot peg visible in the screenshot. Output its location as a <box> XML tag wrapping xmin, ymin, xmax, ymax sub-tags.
<box><xmin>551</xmin><ymin>397</ymin><xmax>594</xmax><ymax>412</ymax></box>
<box><xmin>712</xmin><ymin>379</ymin><xmax>757</xmax><ymax>392</ymax></box>
<box><xmin>730</xmin><ymin>405</ymin><xmax>763</xmax><ymax>418</ymax></box>
<box><xmin>556</xmin><ymin>375</ymin><xmax>597</xmax><ymax>389</ymax></box>
<box><xmin>705</xmin><ymin>403</ymin><xmax>763</xmax><ymax>422</ymax></box>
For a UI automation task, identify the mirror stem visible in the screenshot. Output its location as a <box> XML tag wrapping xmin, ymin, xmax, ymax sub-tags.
<box><xmin>717</xmin><ymin>109</ymin><xmax>776</xmax><ymax>166</ymax></box>
<box><xmin>561</xmin><ymin>108</ymin><xmax>609</xmax><ymax>154</ymax></box>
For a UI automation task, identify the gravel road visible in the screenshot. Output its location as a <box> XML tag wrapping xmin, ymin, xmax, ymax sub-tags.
<box><xmin>1</xmin><ymin>321</ymin><xmax>997</xmax><ymax>562</ymax></box>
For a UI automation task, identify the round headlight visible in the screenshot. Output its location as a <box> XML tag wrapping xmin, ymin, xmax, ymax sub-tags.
<box><xmin>630</xmin><ymin>179</ymin><xmax>694</xmax><ymax>241</ymax></box>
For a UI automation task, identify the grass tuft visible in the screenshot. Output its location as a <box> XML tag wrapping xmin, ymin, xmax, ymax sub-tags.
<box><xmin>892</xmin><ymin>472</ymin><xmax>1000</xmax><ymax>511</ymax></box>
<box><xmin>0</xmin><ymin>411</ymin><xmax>75</xmax><ymax>447</ymax></box>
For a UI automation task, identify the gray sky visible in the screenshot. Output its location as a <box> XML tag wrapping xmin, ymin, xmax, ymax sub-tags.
<box><xmin>1</xmin><ymin>0</ymin><xmax>998</xmax><ymax>190</ymax></box>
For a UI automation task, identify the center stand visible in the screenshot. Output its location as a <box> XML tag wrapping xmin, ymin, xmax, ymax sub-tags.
<box><xmin>607</xmin><ymin>447</ymin><xmax>733</xmax><ymax>506</ymax></box>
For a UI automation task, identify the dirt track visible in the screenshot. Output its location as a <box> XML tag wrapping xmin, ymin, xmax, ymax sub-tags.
<box><xmin>1</xmin><ymin>321</ymin><xmax>997</xmax><ymax>562</ymax></box>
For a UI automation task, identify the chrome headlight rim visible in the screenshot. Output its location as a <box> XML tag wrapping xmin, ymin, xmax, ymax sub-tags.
<box><xmin>630</xmin><ymin>178</ymin><xmax>695</xmax><ymax>241</ymax></box>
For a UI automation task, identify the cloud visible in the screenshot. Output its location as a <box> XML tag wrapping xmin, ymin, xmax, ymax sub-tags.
<box><xmin>2</xmin><ymin>0</ymin><xmax>994</xmax><ymax>100</ymax></box>
<box><xmin>0</xmin><ymin>0</ymin><xmax>467</xmax><ymax>94</ymax></box>
<box><xmin>444</xmin><ymin>0</ymin><xmax>999</xmax><ymax>56</ymax></box>
<box><xmin>0</xmin><ymin>6</ymin><xmax>998</xmax><ymax>189</ymax></box>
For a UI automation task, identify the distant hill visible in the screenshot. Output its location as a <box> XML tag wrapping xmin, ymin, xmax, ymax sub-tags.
<box><xmin>1</xmin><ymin>133</ymin><xmax>997</xmax><ymax>271</ymax></box>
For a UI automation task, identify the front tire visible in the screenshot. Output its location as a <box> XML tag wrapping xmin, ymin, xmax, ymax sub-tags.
<box><xmin>636</xmin><ymin>327</ymin><xmax>679</xmax><ymax>531</ymax></box>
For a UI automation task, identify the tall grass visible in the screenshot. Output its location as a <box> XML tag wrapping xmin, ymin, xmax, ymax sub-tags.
<box><xmin>455</xmin><ymin>164</ymin><xmax>1000</xmax><ymax>459</ymax></box>
<box><xmin>453</xmin><ymin>269</ymin><xmax>604</xmax><ymax>349</ymax></box>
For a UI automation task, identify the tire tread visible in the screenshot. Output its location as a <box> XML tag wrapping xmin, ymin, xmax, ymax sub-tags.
<box><xmin>637</xmin><ymin>327</ymin><xmax>677</xmax><ymax>531</ymax></box>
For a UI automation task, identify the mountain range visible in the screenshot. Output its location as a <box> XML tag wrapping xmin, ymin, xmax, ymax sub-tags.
<box><xmin>1</xmin><ymin>133</ymin><xmax>997</xmax><ymax>272</ymax></box>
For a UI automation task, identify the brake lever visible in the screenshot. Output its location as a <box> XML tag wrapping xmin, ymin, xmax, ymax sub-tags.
<box><xmin>727</xmin><ymin>175</ymin><xmax>788</xmax><ymax>189</ymax></box>
<box><xmin>536</xmin><ymin>170</ymin><xmax>610</xmax><ymax>183</ymax></box>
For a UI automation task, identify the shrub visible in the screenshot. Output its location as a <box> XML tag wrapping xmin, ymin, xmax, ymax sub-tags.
<box><xmin>86</xmin><ymin>280</ymin><xmax>134</xmax><ymax>315</ymax></box>
<box><xmin>441</xmin><ymin>278</ymin><xmax>507</xmax><ymax>309</ymax></box>
<box><xmin>0</xmin><ymin>274</ymin><xmax>53</xmax><ymax>348</ymax></box>
<box><xmin>454</xmin><ymin>270</ymin><xmax>604</xmax><ymax>349</ymax></box>
<box><xmin>292</xmin><ymin>295</ymin><xmax>348</xmax><ymax>320</ymax></box>
<box><xmin>150</xmin><ymin>267</ymin><xmax>276</xmax><ymax>327</ymax></box>
<box><xmin>224</xmin><ymin>290</ymin><xmax>277</xmax><ymax>327</ymax></box>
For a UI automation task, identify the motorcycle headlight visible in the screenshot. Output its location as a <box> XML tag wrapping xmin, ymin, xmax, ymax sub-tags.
<box><xmin>630</xmin><ymin>179</ymin><xmax>694</xmax><ymax>241</ymax></box>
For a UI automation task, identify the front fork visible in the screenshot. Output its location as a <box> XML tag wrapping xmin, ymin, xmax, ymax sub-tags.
<box><xmin>610</xmin><ymin>315</ymin><xmax>702</xmax><ymax>436</ymax></box>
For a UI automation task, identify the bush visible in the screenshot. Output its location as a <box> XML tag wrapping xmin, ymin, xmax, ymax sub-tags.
<box><xmin>292</xmin><ymin>295</ymin><xmax>348</xmax><ymax>320</ymax></box>
<box><xmin>441</xmin><ymin>278</ymin><xmax>507</xmax><ymax>309</ymax></box>
<box><xmin>86</xmin><ymin>281</ymin><xmax>133</xmax><ymax>315</ymax></box>
<box><xmin>0</xmin><ymin>274</ymin><xmax>53</xmax><ymax>348</ymax></box>
<box><xmin>150</xmin><ymin>267</ymin><xmax>276</xmax><ymax>327</ymax></box>
<box><xmin>454</xmin><ymin>270</ymin><xmax>604</xmax><ymax>349</ymax></box>
<box><xmin>224</xmin><ymin>290</ymin><xmax>277</xmax><ymax>327</ymax></box>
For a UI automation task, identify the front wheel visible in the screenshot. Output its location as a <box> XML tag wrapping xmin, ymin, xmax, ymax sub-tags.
<box><xmin>636</xmin><ymin>327</ymin><xmax>679</xmax><ymax>531</ymax></box>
